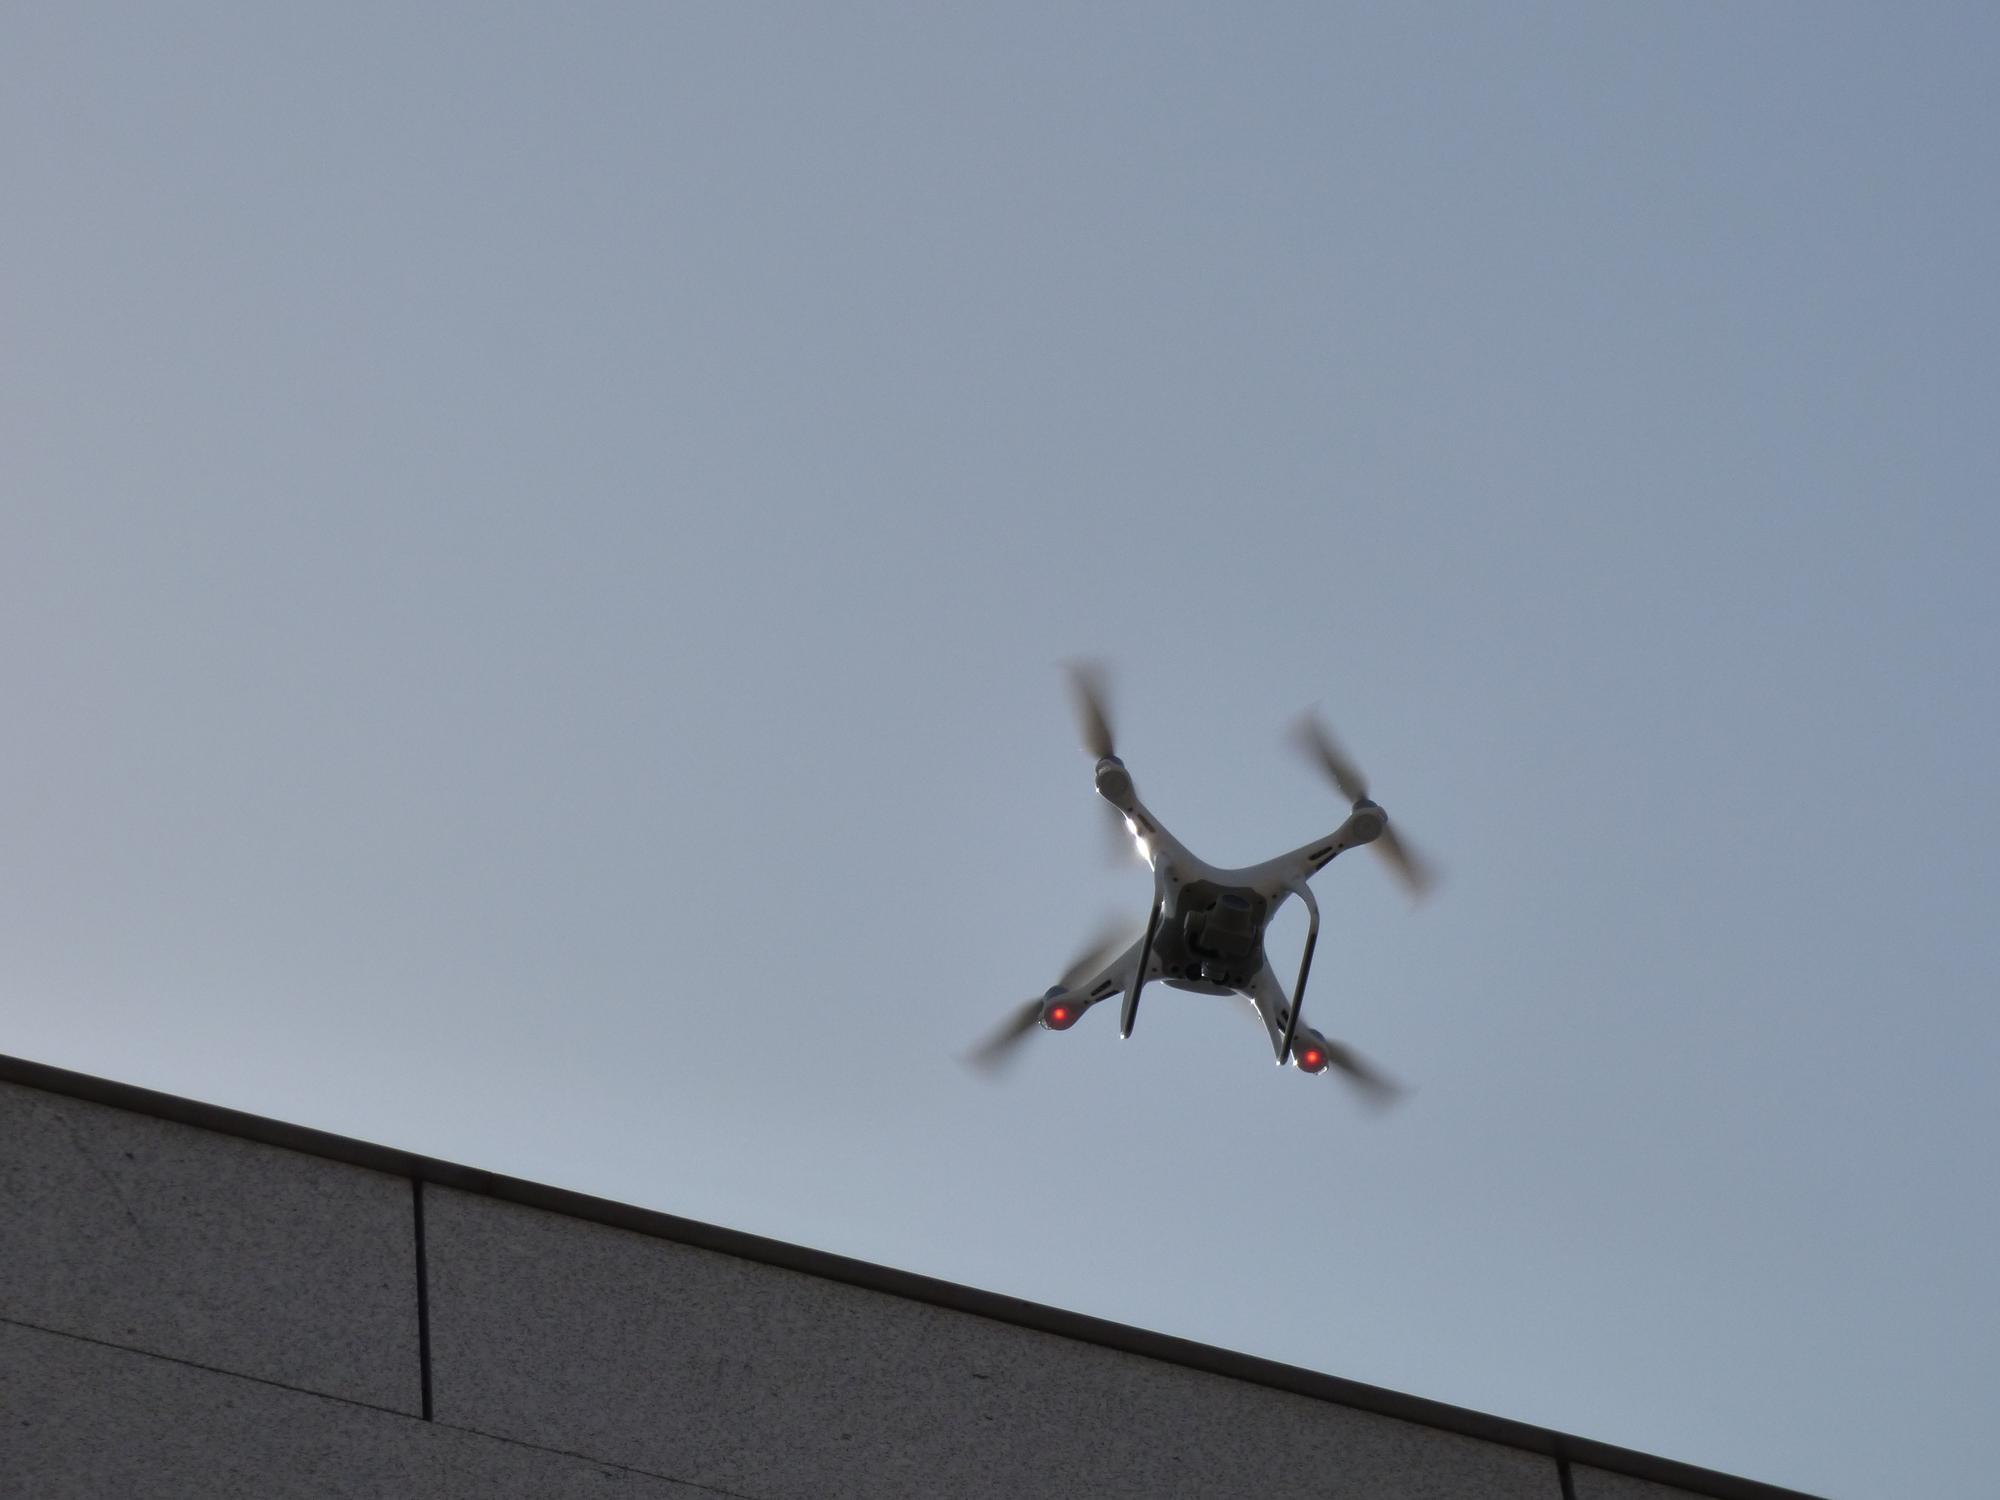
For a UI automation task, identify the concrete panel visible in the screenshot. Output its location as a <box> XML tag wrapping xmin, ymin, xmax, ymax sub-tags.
<box><xmin>0</xmin><ymin>1318</ymin><xmax>722</xmax><ymax>1500</ymax></box>
<box><xmin>1572</xmin><ymin>1467</ymin><xmax>1705</xmax><ymax>1500</ymax></box>
<box><xmin>0</xmin><ymin>1080</ymin><xmax>419</xmax><ymax>1412</ymax></box>
<box><xmin>425</xmin><ymin>1188</ymin><xmax>1560</xmax><ymax>1500</ymax></box>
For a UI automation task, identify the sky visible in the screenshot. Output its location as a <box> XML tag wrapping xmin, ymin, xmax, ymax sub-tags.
<box><xmin>4</xmin><ymin>7</ymin><xmax>1996</xmax><ymax>1497</ymax></box>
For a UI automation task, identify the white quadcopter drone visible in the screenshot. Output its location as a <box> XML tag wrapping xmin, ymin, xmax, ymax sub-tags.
<box><xmin>969</xmin><ymin>667</ymin><xmax>1434</xmax><ymax>1101</ymax></box>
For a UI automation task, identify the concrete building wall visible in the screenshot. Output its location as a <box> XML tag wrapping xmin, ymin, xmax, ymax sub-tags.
<box><xmin>0</xmin><ymin>1058</ymin><xmax>1821</xmax><ymax>1500</ymax></box>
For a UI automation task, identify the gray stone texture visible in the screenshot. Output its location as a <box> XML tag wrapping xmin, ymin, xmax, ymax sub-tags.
<box><xmin>0</xmin><ymin>1318</ymin><xmax>722</xmax><ymax>1500</ymax></box>
<box><xmin>424</xmin><ymin>1187</ymin><xmax>1561</xmax><ymax>1500</ymax></box>
<box><xmin>1572</xmin><ymin>1466</ymin><xmax>1707</xmax><ymax>1500</ymax></box>
<box><xmin>0</xmin><ymin>1079</ymin><xmax>420</xmax><ymax>1412</ymax></box>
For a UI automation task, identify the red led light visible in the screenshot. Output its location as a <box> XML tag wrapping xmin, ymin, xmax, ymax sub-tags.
<box><xmin>1049</xmin><ymin>1005</ymin><xmax>1071</xmax><ymax>1025</ymax></box>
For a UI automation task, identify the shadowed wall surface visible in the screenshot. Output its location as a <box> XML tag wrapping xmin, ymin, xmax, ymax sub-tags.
<box><xmin>2</xmin><ymin>1056</ymin><xmax>1820</xmax><ymax>1500</ymax></box>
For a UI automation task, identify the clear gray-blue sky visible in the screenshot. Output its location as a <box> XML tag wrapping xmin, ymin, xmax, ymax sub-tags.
<box><xmin>5</xmin><ymin>7</ymin><xmax>1995</xmax><ymax>1496</ymax></box>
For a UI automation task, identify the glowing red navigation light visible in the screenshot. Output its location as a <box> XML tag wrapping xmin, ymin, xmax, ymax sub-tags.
<box><xmin>1049</xmin><ymin>1005</ymin><xmax>1071</xmax><ymax>1026</ymax></box>
<box><xmin>1299</xmin><ymin>1047</ymin><xmax>1326</xmax><ymax>1073</ymax></box>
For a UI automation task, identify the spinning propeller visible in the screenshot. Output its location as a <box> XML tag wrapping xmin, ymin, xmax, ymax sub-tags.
<box><xmin>1067</xmin><ymin>660</ymin><xmax>1117</xmax><ymax>762</ymax></box>
<box><xmin>1068</xmin><ymin>663</ymin><xmax>1146</xmax><ymax>864</ymax></box>
<box><xmin>1291</xmin><ymin>712</ymin><xmax>1437</xmax><ymax>899</ymax></box>
<box><xmin>964</xmin><ymin>914</ymin><xmax>1137</xmax><ymax>1074</ymax></box>
<box><xmin>1289</xmin><ymin>1032</ymin><xmax>1404</xmax><ymax>1107</ymax></box>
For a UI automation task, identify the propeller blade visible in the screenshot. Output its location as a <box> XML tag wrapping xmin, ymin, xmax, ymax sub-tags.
<box><xmin>965</xmin><ymin>914</ymin><xmax>1138</xmax><ymax>1074</ymax></box>
<box><xmin>1291</xmin><ymin>712</ymin><xmax>1368</xmax><ymax>804</ymax></box>
<box><xmin>1376</xmin><ymin>823</ymin><xmax>1439</xmax><ymax>901</ymax></box>
<box><xmin>963</xmin><ymin>1000</ymin><xmax>1044</xmax><ymax>1075</ymax></box>
<box><xmin>1321</xmin><ymin>1040</ymin><xmax>1405</xmax><ymax>1107</ymax></box>
<box><xmin>1293</xmin><ymin>710</ymin><xmax>1438</xmax><ymax>900</ymax></box>
<box><xmin>1067</xmin><ymin>661</ymin><xmax>1116</xmax><ymax>761</ymax></box>
<box><xmin>1057</xmin><ymin>913</ymin><xmax>1138</xmax><ymax>991</ymax></box>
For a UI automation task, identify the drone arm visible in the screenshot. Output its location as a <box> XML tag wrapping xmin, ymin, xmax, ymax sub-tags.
<box><xmin>1057</xmin><ymin>934</ymin><xmax>1164</xmax><ymax>1020</ymax></box>
<box><xmin>1247</xmin><ymin>804</ymin><xmax>1385</xmax><ymax>891</ymax></box>
<box><xmin>1090</xmin><ymin>759</ymin><xmax>1203</xmax><ymax>874</ymax></box>
<box><xmin>1242</xmin><ymin>960</ymin><xmax>1400</xmax><ymax>1096</ymax></box>
<box><xmin>967</xmin><ymin>934</ymin><xmax>1159</xmax><ymax>1071</ymax></box>
<box><xmin>1242</xmin><ymin>963</ymin><xmax>1297</xmax><ymax>1064</ymax></box>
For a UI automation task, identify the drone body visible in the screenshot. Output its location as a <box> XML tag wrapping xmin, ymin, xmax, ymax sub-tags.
<box><xmin>969</xmin><ymin>670</ymin><xmax>1432</xmax><ymax>1100</ymax></box>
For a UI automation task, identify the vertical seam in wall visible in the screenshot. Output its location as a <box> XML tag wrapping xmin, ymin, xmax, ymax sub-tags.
<box><xmin>1556</xmin><ymin>1448</ymin><xmax>1577</xmax><ymax>1500</ymax></box>
<box><xmin>412</xmin><ymin>1176</ymin><xmax>434</xmax><ymax>1421</ymax></box>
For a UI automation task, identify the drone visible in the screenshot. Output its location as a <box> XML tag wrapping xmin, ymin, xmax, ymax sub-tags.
<box><xmin>968</xmin><ymin>667</ymin><xmax>1435</xmax><ymax>1101</ymax></box>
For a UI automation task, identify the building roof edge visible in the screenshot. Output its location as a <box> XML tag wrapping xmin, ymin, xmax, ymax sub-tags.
<box><xmin>0</xmin><ymin>1051</ymin><xmax>1823</xmax><ymax>1500</ymax></box>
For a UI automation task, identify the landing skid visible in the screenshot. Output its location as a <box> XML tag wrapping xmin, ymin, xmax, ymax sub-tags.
<box><xmin>1276</xmin><ymin>882</ymin><xmax>1320</xmax><ymax>1065</ymax></box>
